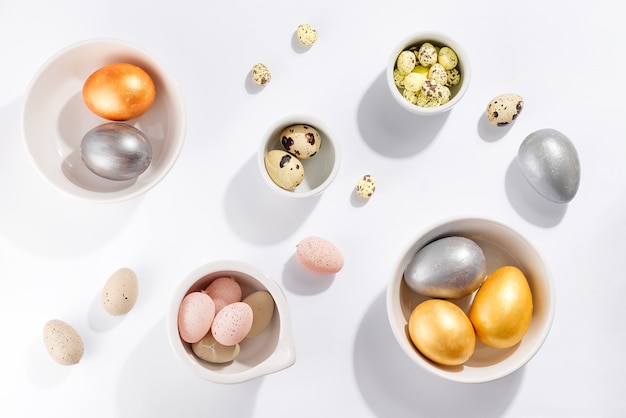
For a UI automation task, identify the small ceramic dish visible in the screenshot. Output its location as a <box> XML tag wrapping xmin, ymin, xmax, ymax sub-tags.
<box><xmin>387</xmin><ymin>217</ymin><xmax>555</xmax><ymax>383</ymax></box>
<box><xmin>167</xmin><ymin>260</ymin><xmax>296</xmax><ymax>384</ymax></box>
<box><xmin>21</xmin><ymin>38</ymin><xmax>186</xmax><ymax>203</ymax></box>
<box><xmin>387</xmin><ymin>31</ymin><xmax>471</xmax><ymax>115</ymax></box>
<box><xmin>258</xmin><ymin>114</ymin><xmax>340</xmax><ymax>198</ymax></box>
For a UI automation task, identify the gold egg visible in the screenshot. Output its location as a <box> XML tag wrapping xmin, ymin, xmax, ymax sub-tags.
<box><xmin>408</xmin><ymin>299</ymin><xmax>475</xmax><ymax>366</ymax></box>
<box><xmin>469</xmin><ymin>266</ymin><xmax>533</xmax><ymax>349</ymax></box>
<box><xmin>83</xmin><ymin>63</ymin><xmax>156</xmax><ymax>121</ymax></box>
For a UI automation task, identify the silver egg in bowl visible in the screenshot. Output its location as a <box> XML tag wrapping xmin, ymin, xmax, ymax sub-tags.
<box><xmin>21</xmin><ymin>38</ymin><xmax>186</xmax><ymax>203</ymax></box>
<box><xmin>81</xmin><ymin>123</ymin><xmax>152</xmax><ymax>181</ymax></box>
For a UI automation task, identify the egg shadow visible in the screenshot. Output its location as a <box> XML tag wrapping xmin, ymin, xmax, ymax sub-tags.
<box><xmin>505</xmin><ymin>158</ymin><xmax>567</xmax><ymax>227</ymax></box>
<box><xmin>116</xmin><ymin>318</ymin><xmax>262</xmax><ymax>418</ymax></box>
<box><xmin>281</xmin><ymin>253</ymin><xmax>335</xmax><ymax>295</ymax></box>
<box><xmin>24</xmin><ymin>336</ymin><xmax>73</xmax><ymax>389</ymax></box>
<box><xmin>291</xmin><ymin>30</ymin><xmax>312</xmax><ymax>54</ymax></box>
<box><xmin>244</xmin><ymin>69</ymin><xmax>267</xmax><ymax>94</ymax></box>
<box><xmin>87</xmin><ymin>291</ymin><xmax>125</xmax><ymax>333</ymax></box>
<box><xmin>223</xmin><ymin>153</ymin><xmax>319</xmax><ymax>245</ymax></box>
<box><xmin>0</xmin><ymin>99</ymin><xmax>140</xmax><ymax>257</ymax></box>
<box><xmin>357</xmin><ymin>71</ymin><xmax>446</xmax><ymax>158</ymax></box>
<box><xmin>350</xmin><ymin>188</ymin><xmax>370</xmax><ymax>208</ymax></box>
<box><xmin>353</xmin><ymin>291</ymin><xmax>523</xmax><ymax>418</ymax></box>
<box><xmin>477</xmin><ymin>111</ymin><xmax>513</xmax><ymax>142</ymax></box>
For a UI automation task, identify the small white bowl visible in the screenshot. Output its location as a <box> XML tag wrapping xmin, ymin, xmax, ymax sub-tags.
<box><xmin>167</xmin><ymin>260</ymin><xmax>296</xmax><ymax>384</ymax></box>
<box><xmin>258</xmin><ymin>114</ymin><xmax>340</xmax><ymax>198</ymax></box>
<box><xmin>387</xmin><ymin>31</ymin><xmax>471</xmax><ymax>116</ymax></box>
<box><xmin>21</xmin><ymin>38</ymin><xmax>186</xmax><ymax>203</ymax></box>
<box><xmin>386</xmin><ymin>217</ymin><xmax>555</xmax><ymax>383</ymax></box>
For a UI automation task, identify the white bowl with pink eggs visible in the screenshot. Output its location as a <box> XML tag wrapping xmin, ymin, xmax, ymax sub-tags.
<box><xmin>167</xmin><ymin>260</ymin><xmax>296</xmax><ymax>384</ymax></box>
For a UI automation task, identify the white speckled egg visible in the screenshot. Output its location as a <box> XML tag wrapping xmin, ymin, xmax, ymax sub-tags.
<box><xmin>486</xmin><ymin>93</ymin><xmax>524</xmax><ymax>126</ymax></box>
<box><xmin>43</xmin><ymin>319</ymin><xmax>84</xmax><ymax>365</ymax></box>
<box><xmin>264</xmin><ymin>150</ymin><xmax>304</xmax><ymax>190</ymax></box>
<box><xmin>243</xmin><ymin>290</ymin><xmax>275</xmax><ymax>338</ymax></box>
<box><xmin>517</xmin><ymin>128</ymin><xmax>581</xmax><ymax>203</ymax></box>
<box><xmin>404</xmin><ymin>236</ymin><xmax>487</xmax><ymax>299</ymax></box>
<box><xmin>101</xmin><ymin>267</ymin><xmax>139</xmax><ymax>316</ymax></box>
<box><xmin>280</xmin><ymin>124</ymin><xmax>322</xmax><ymax>159</ymax></box>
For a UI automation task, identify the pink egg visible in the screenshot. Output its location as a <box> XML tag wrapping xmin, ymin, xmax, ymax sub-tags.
<box><xmin>177</xmin><ymin>292</ymin><xmax>216</xmax><ymax>343</ymax></box>
<box><xmin>204</xmin><ymin>276</ymin><xmax>242</xmax><ymax>312</ymax></box>
<box><xmin>296</xmin><ymin>236</ymin><xmax>344</xmax><ymax>274</ymax></box>
<box><xmin>211</xmin><ymin>302</ymin><xmax>253</xmax><ymax>346</ymax></box>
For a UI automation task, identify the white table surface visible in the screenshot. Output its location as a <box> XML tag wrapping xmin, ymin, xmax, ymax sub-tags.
<box><xmin>1</xmin><ymin>1</ymin><xmax>624</xmax><ymax>417</ymax></box>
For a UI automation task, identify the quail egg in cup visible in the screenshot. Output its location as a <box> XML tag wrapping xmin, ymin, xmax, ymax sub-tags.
<box><xmin>386</xmin><ymin>217</ymin><xmax>555</xmax><ymax>383</ymax></box>
<box><xmin>258</xmin><ymin>114</ymin><xmax>340</xmax><ymax>198</ymax></box>
<box><xmin>387</xmin><ymin>32</ymin><xmax>470</xmax><ymax>116</ymax></box>
<box><xmin>21</xmin><ymin>38</ymin><xmax>186</xmax><ymax>203</ymax></box>
<box><xmin>167</xmin><ymin>260</ymin><xmax>296</xmax><ymax>384</ymax></box>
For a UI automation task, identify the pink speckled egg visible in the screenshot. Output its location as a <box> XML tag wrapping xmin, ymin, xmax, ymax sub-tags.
<box><xmin>211</xmin><ymin>302</ymin><xmax>253</xmax><ymax>346</ymax></box>
<box><xmin>296</xmin><ymin>236</ymin><xmax>344</xmax><ymax>274</ymax></box>
<box><xmin>177</xmin><ymin>292</ymin><xmax>216</xmax><ymax>343</ymax></box>
<box><xmin>204</xmin><ymin>276</ymin><xmax>242</xmax><ymax>312</ymax></box>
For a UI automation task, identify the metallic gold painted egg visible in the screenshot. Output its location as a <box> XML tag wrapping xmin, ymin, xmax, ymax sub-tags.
<box><xmin>408</xmin><ymin>299</ymin><xmax>475</xmax><ymax>366</ymax></box>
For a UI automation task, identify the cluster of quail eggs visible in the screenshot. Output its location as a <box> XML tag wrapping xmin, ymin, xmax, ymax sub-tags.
<box><xmin>264</xmin><ymin>124</ymin><xmax>322</xmax><ymax>191</ymax></box>
<box><xmin>80</xmin><ymin>63</ymin><xmax>156</xmax><ymax>181</ymax></box>
<box><xmin>393</xmin><ymin>42</ymin><xmax>460</xmax><ymax>108</ymax></box>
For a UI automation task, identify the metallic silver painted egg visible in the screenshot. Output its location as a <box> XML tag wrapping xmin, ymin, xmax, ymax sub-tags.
<box><xmin>517</xmin><ymin>128</ymin><xmax>580</xmax><ymax>203</ymax></box>
<box><xmin>404</xmin><ymin>236</ymin><xmax>487</xmax><ymax>299</ymax></box>
<box><xmin>81</xmin><ymin>122</ymin><xmax>152</xmax><ymax>181</ymax></box>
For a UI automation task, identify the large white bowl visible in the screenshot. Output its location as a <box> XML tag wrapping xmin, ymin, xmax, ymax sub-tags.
<box><xmin>386</xmin><ymin>217</ymin><xmax>555</xmax><ymax>383</ymax></box>
<box><xmin>167</xmin><ymin>260</ymin><xmax>296</xmax><ymax>384</ymax></box>
<box><xmin>21</xmin><ymin>38</ymin><xmax>186</xmax><ymax>203</ymax></box>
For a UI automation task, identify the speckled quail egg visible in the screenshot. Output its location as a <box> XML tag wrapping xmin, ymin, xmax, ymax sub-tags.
<box><xmin>252</xmin><ymin>63</ymin><xmax>271</xmax><ymax>86</ymax></box>
<box><xmin>417</xmin><ymin>42</ymin><xmax>438</xmax><ymax>66</ymax></box>
<box><xmin>356</xmin><ymin>174</ymin><xmax>376</xmax><ymax>198</ymax></box>
<box><xmin>280</xmin><ymin>124</ymin><xmax>321</xmax><ymax>158</ymax></box>
<box><xmin>486</xmin><ymin>93</ymin><xmax>524</xmax><ymax>126</ymax></box>
<box><xmin>396</xmin><ymin>50</ymin><xmax>417</xmax><ymax>75</ymax></box>
<box><xmin>264</xmin><ymin>150</ymin><xmax>304</xmax><ymax>190</ymax></box>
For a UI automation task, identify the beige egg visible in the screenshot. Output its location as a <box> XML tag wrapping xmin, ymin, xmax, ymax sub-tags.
<box><xmin>264</xmin><ymin>150</ymin><xmax>304</xmax><ymax>190</ymax></box>
<box><xmin>101</xmin><ymin>267</ymin><xmax>139</xmax><ymax>316</ymax></box>
<box><xmin>191</xmin><ymin>333</ymin><xmax>240</xmax><ymax>364</ymax></box>
<box><xmin>243</xmin><ymin>290</ymin><xmax>275</xmax><ymax>338</ymax></box>
<box><xmin>43</xmin><ymin>319</ymin><xmax>84</xmax><ymax>365</ymax></box>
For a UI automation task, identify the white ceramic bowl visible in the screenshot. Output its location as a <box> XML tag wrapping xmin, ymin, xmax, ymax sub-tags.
<box><xmin>21</xmin><ymin>38</ymin><xmax>186</xmax><ymax>203</ymax></box>
<box><xmin>167</xmin><ymin>260</ymin><xmax>296</xmax><ymax>384</ymax></box>
<box><xmin>387</xmin><ymin>31</ymin><xmax>471</xmax><ymax>116</ymax></box>
<box><xmin>386</xmin><ymin>217</ymin><xmax>555</xmax><ymax>383</ymax></box>
<box><xmin>258</xmin><ymin>114</ymin><xmax>340</xmax><ymax>198</ymax></box>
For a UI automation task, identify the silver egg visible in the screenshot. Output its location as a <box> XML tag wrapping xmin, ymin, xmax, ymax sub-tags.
<box><xmin>81</xmin><ymin>122</ymin><xmax>152</xmax><ymax>181</ymax></box>
<box><xmin>517</xmin><ymin>128</ymin><xmax>580</xmax><ymax>203</ymax></box>
<box><xmin>404</xmin><ymin>236</ymin><xmax>487</xmax><ymax>299</ymax></box>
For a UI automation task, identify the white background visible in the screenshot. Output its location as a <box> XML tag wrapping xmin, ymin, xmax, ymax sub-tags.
<box><xmin>1</xmin><ymin>1</ymin><xmax>624</xmax><ymax>417</ymax></box>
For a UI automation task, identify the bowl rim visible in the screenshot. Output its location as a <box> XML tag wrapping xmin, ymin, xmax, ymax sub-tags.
<box><xmin>20</xmin><ymin>37</ymin><xmax>187</xmax><ymax>203</ymax></box>
<box><xmin>386</xmin><ymin>31</ymin><xmax>472</xmax><ymax>115</ymax></box>
<box><xmin>167</xmin><ymin>259</ymin><xmax>296</xmax><ymax>384</ymax></box>
<box><xmin>386</xmin><ymin>216</ymin><xmax>556</xmax><ymax>383</ymax></box>
<box><xmin>257</xmin><ymin>113</ymin><xmax>341</xmax><ymax>198</ymax></box>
